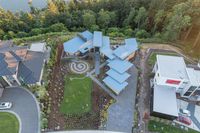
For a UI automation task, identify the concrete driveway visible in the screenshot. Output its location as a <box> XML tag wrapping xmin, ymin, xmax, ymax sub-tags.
<box><xmin>106</xmin><ymin>65</ymin><xmax>138</xmax><ymax>133</ymax></box>
<box><xmin>0</xmin><ymin>87</ymin><xmax>40</xmax><ymax>133</ymax></box>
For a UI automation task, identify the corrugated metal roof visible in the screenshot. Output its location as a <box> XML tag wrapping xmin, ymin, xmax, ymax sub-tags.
<box><xmin>103</xmin><ymin>76</ymin><xmax>128</xmax><ymax>94</ymax></box>
<box><xmin>108</xmin><ymin>58</ymin><xmax>133</xmax><ymax>74</ymax></box>
<box><xmin>63</xmin><ymin>37</ymin><xmax>85</xmax><ymax>54</ymax></box>
<box><xmin>106</xmin><ymin>69</ymin><xmax>130</xmax><ymax>84</ymax></box>
<box><xmin>100</xmin><ymin>36</ymin><xmax>115</xmax><ymax>60</ymax></box>
<box><xmin>63</xmin><ymin>31</ymin><xmax>93</xmax><ymax>54</ymax></box>
<box><xmin>113</xmin><ymin>38</ymin><xmax>138</xmax><ymax>60</ymax></box>
<box><xmin>93</xmin><ymin>31</ymin><xmax>103</xmax><ymax>47</ymax></box>
<box><xmin>79</xmin><ymin>30</ymin><xmax>93</xmax><ymax>41</ymax></box>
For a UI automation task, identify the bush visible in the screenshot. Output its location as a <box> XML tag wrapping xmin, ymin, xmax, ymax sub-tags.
<box><xmin>47</xmin><ymin>23</ymin><xmax>68</xmax><ymax>32</ymax></box>
<box><xmin>135</xmin><ymin>29</ymin><xmax>150</xmax><ymax>38</ymax></box>
<box><xmin>30</xmin><ymin>28</ymin><xmax>43</xmax><ymax>36</ymax></box>
<box><xmin>0</xmin><ymin>29</ymin><xmax>5</xmax><ymax>39</ymax></box>
<box><xmin>7</xmin><ymin>31</ymin><xmax>16</xmax><ymax>39</ymax></box>
<box><xmin>16</xmin><ymin>31</ymin><xmax>29</xmax><ymax>38</ymax></box>
<box><xmin>90</xmin><ymin>25</ymin><xmax>100</xmax><ymax>31</ymax></box>
<box><xmin>107</xmin><ymin>27</ymin><xmax>120</xmax><ymax>34</ymax></box>
<box><xmin>107</xmin><ymin>27</ymin><xmax>125</xmax><ymax>37</ymax></box>
<box><xmin>123</xmin><ymin>27</ymin><xmax>134</xmax><ymax>37</ymax></box>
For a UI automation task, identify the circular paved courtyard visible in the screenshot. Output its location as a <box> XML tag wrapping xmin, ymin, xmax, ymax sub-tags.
<box><xmin>69</xmin><ymin>60</ymin><xmax>90</xmax><ymax>74</ymax></box>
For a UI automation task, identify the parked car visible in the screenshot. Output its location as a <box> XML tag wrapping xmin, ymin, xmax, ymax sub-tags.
<box><xmin>0</xmin><ymin>102</ymin><xmax>12</xmax><ymax>110</ymax></box>
<box><xmin>177</xmin><ymin>115</ymin><xmax>192</xmax><ymax>125</ymax></box>
<box><xmin>179</xmin><ymin>109</ymin><xmax>191</xmax><ymax>116</ymax></box>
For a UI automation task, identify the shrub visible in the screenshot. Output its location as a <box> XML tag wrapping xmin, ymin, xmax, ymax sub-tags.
<box><xmin>123</xmin><ymin>27</ymin><xmax>134</xmax><ymax>37</ymax></box>
<box><xmin>0</xmin><ymin>29</ymin><xmax>4</xmax><ymax>39</ymax></box>
<box><xmin>135</xmin><ymin>29</ymin><xmax>150</xmax><ymax>38</ymax></box>
<box><xmin>90</xmin><ymin>25</ymin><xmax>100</xmax><ymax>31</ymax></box>
<box><xmin>47</xmin><ymin>23</ymin><xmax>68</xmax><ymax>32</ymax></box>
<box><xmin>30</xmin><ymin>28</ymin><xmax>43</xmax><ymax>36</ymax></box>
<box><xmin>16</xmin><ymin>31</ymin><xmax>29</xmax><ymax>38</ymax></box>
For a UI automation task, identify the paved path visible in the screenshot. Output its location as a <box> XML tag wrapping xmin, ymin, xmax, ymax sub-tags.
<box><xmin>0</xmin><ymin>87</ymin><xmax>40</xmax><ymax>133</ymax></box>
<box><xmin>106</xmin><ymin>65</ymin><xmax>138</xmax><ymax>133</ymax></box>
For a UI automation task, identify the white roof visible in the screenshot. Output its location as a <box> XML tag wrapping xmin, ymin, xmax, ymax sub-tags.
<box><xmin>30</xmin><ymin>42</ymin><xmax>45</xmax><ymax>52</ymax></box>
<box><xmin>153</xmin><ymin>85</ymin><xmax>178</xmax><ymax>117</ymax></box>
<box><xmin>186</xmin><ymin>68</ymin><xmax>200</xmax><ymax>86</ymax></box>
<box><xmin>157</xmin><ymin>55</ymin><xmax>189</xmax><ymax>80</ymax></box>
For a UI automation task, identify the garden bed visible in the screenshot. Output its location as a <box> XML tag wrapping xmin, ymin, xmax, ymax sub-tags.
<box><xmin>47</xmin><ymin>61</ymin><xmax>112</xmax><ymax>131</ymax></box>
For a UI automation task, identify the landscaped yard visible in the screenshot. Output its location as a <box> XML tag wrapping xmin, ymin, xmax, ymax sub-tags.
<box><xmin>148</xmin><ymin>52</ymin><xmax>178</xmax><ymax>66</ymax></box>
<box><xmin>148</xmin><ymin>120</ymin><xmax>199</xmax><ymax>133</ymax></box>
<box><xmin>0</xmin><ymin>112</ymin><xmax>19</xmax><ymax>133</ymax></box>
<box><xmin>60</xmin><ymin>74</ymin><xmax>92</xmax><ymax>115</ymax></box>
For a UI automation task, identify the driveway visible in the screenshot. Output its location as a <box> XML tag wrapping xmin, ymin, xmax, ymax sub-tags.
<box><xmin>106</xmin><ymin>65</ymin><xmax>138</xmax><ymax>133</ymax></box>
<box><xmin>0</xmin><ymin>87</ymin><xmax>40</xmax><ymax>133</ymax></box>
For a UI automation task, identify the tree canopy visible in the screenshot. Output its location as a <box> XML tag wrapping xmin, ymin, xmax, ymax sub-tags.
<box><xmin>0</xmin><ymin>0</ymin><xmax>198</xmax><ymax>41</ymax></box>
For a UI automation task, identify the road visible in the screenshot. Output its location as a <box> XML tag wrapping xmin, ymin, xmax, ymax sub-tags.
<box><xmin>0</xmin><ymin>87</ymin><xmax>40</xmax><ymax>133</ymax></box>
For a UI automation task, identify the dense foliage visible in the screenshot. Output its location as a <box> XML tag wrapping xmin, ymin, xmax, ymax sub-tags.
<box><xmin>0</xmin><ymin>0</ymin><xmax>199</xmax><ymax>41</ymax></box>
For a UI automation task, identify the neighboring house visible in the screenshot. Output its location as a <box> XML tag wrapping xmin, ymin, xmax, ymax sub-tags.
<box><xmin>63</xmin><ymin>30</ymin><xmax>138</xmax><ymax>94</ymax></box>
<box><xmin>151</xmin><ymin>55</ymin><xmax>200</xmax><ymax>119</ymax></box>
<box><xmin>0</xmin><ymin>41</ymin><xmax>48</xmax><ymax>86</ymax></box>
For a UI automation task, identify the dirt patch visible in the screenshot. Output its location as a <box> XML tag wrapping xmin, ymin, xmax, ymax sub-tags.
<box><xmin>46</xmin><ymin>45</ymin><xmax>112</xmax><ymax>131</ymax></box>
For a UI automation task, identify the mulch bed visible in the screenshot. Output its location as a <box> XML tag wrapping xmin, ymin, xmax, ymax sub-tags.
<box><xmin>46</xmin><ymin>45</ymin><xmax>112</xmax><ymax>131</ymax></box>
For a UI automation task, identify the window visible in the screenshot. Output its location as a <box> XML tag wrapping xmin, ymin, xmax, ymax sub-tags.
<box><xmin>183</xmin><ymin>81</ymin><xmax>188</xmax><ymax>84</ymax></box>
<box><xmin>184</xmin><ymin>91</ymin><xmax>193</xmax><ymax>96</ymax></box>
<box><xmin>187</xmin><ymin>86</ymin><xmax>197</xmax><ymax>92</ymax></box>
<box><xmin>157</xmin><ymin>73</ymin><xmax>159</xmax><ymax>77</ymax></box>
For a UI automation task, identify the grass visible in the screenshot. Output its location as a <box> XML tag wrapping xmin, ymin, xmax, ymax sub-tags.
<box><xmin>148</xmin><ymin>120</ymin><xmax>199</xmax><ymax>133</ymax></box>
<box><xmin>148</xmin><ymin>52</ymin><xmax>178</xmax><ymax>66</ymax></box>
<box><xmin>0</xmin><ymin>112</ymin><xmax>19</xmax><ymax>133</ymax></box>
<box><xmin>60</xmin><ymin>74</ymin><xmax>92</xmax><ymax>115</ymax></box>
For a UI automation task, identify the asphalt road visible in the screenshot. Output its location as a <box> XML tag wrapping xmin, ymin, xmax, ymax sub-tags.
<box><xmin>106</xmin><ymin>65</ymin><xmax>138</xmax><ymax>133</ymax></box>
<box><xmin>0</xmin><ymin>87</ymin><xmax>40</xmax><ymax>133</ymax></box>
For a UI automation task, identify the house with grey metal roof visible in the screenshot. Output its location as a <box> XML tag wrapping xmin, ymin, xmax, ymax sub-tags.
<box><xmin>0</xmin><ymin>41</ymin><xmax>48</xmax><ymax>86</ymax></box>
<box><xmin>63</xmin><ymin>30</ymin><xmax>138</xmax><ymax>95</ymax></box>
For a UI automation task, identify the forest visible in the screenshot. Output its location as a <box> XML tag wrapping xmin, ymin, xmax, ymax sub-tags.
<box><xmin>0</xmin><ymin>0</ymin><xmax>199</xmax><ymax>42</ymax></box>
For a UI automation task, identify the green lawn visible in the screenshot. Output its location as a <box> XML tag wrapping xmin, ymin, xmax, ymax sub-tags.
<box><xmin>60</xmin><ymin>74</ymin><xmax>92</xmax><ymax>115</ymax></box>
<box><xmin>148</xmin><ymin>52</ymin><xmax>178</xmax><ymax>66</ymax></box>
<box><xmin>148</xmin><ymin>120</ymin><xmax>199</xmax><ymax>133</ymax></box>
<box><xmin>0</xmin><ymin>112</ymin><xmax>19</xmax><ymax>133</ymax></box>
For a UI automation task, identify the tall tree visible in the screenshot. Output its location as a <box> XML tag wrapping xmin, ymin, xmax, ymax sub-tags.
<box><xmin>134</xmin><ymin>7</ymin><xmax>148</xmax><ymax>29</ymax></box>
<box><xmin>82</xmin><ymin>10</ymin><xmax>96</xmax><ymax>29</ymax></box>
<box><xmin>97</xmin><ymin>9</ymin><xmax>111</xmax><ymax>29</ymax></box>
<box><xmin>152</xmin><ymin>9</ymin><xmax>165</xmax><ymax>34</ymax></box>
<box><xmin>163</xmin><ymin>2</ymin><xmax>192</xmax><ymax>41</ymax></box>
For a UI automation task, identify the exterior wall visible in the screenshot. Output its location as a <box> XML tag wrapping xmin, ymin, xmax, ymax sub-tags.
<box><xmin>154</xmin><ymin>73</ymin><xmax>185</xmax><ymax>89</ymax></box>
